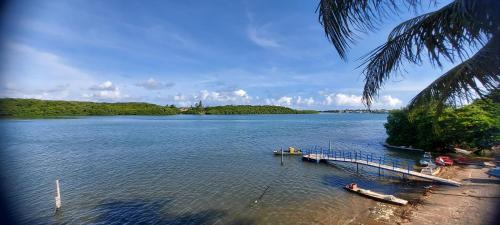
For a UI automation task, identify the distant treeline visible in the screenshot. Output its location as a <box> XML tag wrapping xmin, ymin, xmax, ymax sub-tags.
<box><xmin>0</xmin><ymin>98</ymin><xmax>180</xmax><ymax>118</ymax></box>
<box><xmin>183</xmin><ymin>103</ymin><xmax>317</xmax><ymax>115</ymax></box>
<box><xmin>322</xmin><ymin>109</ymin><xmax>389</xmax><ymax>114</ymax></box>
<box><xmin>0</xmin><ymin>98</ymin><xmax>317</xmax><ymax>118</ymax></box>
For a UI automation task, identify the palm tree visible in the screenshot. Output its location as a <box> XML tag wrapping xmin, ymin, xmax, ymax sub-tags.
<box><xmin>317</xmin><ymin>0</ymin><xmax>499</xmax><ymax>109</ymax></box>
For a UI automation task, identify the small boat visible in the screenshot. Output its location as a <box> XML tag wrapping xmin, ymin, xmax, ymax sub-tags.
<box><xmin>344</xmin><ymin>183</ymin><xmax>408</xmax><ymax>205</ymax></box>
<box><xmin>435</xmin><ymin>156</ymin><xmax>453</xmax><ymax>166</ymax></box>
<box><xmin>382</xmin><ymin>143</ymin><xmax>424</xmax><ymax>152</ymax></box>
<box><xmin>454</xmin><ymin>147</ymin><xmax>482</xmax><ymax>155</ymax></box>
<box><xmin>419</xmin><ymin>152</ymin><xmax>433</xmax><ymax>166</ymax></box>
<box><xmin>273</xmin><ymin>147</ymin><xmax>302</xmax><ymax>155</ymax></box>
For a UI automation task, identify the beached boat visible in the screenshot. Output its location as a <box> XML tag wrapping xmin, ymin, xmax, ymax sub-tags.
<box><xmin>344</xmin><ymin>183</ymin><xmax>408</xmax><ymax>205</ymax></box>
<box><xmin>273</xmin><ymin>147</ymin><xmax>302</xmax><ymax>155</ymax></box>
<box><xmin>382</xmin><ymin>143</ymin><xmax>424</xmax><ymax>152</ymax></box>
<box><xmin>419</xmin><ymin>152</ymin><xmax>433</xmax><ymax>166</ymax></box>
<box><xmin>435</xmin><ymin>156</ymin><xmax>453</xmax><ymax>166</ymax></box>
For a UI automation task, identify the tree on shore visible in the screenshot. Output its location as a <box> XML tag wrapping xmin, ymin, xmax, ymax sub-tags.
<box><xmin>318</xmin><ymin>0</ymin><xmax>499</xmax><ymax>109</ymax></box>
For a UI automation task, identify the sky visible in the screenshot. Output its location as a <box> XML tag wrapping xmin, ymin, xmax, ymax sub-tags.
<box><xmin>0</xmin><ymin>0</ymin><xmax>455</xmax><ymax>109</ymax></box>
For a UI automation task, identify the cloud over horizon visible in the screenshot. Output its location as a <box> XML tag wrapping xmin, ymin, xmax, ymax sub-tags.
<box><xmin>0</xmin><ymin>1</ymin><xmax>452</xmax><ymax>109</ymax></box>
<box><xmin>135</xmin><ymin>78</ymin><xmax>175</xmax><ymax>90</ymax></box>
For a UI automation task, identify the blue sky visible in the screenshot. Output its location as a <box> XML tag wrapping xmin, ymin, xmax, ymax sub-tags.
<box><xmin>0</xmin><ymin>0</ymin><xmax>455</xmax><ymax>109</ymax></box>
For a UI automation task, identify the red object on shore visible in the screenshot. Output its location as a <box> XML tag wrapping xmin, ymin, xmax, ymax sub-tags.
<box><xmin>435</xmin><ymin>156</ymin><xmax>454</xmax><ymax>166</ymax></box>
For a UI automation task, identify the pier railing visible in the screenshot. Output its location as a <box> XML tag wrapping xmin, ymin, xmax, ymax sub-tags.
<box><xmin>301</xmin><ymin>147</ymin><xmax>414</xmax><ymax>174</ymax></box>
<box><xmin>300</xmin><ymin>147</ymin><xmax>461</xmax><ymax>186</ymax></box>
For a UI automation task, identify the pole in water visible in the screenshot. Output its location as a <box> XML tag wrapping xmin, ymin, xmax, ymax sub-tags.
<box><xmin>280</xmin><ymin>147</ymin><xmax>283</xmax><ymax>166</ymax></box>
<box><xmin>55</xmin><ymin>179</ymin><xmax>61</xmax><ymax>212</ymax></box>
<box><xmin>281</xmin><ymin>147</ymin><xmax>284</xmax><ymax>166</ymax></box>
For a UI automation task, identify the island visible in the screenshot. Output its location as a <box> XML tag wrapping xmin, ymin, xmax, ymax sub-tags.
<box><xmin>0</xmin><ymin>98</ymin><xmax>318</xmax><ymax>118</ymax></box>
<box><xmin>322</xmin><ymin>109</ymin><xmax>389</xmax><ymax>114</ymax></box>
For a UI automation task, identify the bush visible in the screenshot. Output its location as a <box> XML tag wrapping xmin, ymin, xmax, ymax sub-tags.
<box><xmin>385</xmin><ymin>94</ymin><xmax>499</xmax><ymax>151</ymax></box>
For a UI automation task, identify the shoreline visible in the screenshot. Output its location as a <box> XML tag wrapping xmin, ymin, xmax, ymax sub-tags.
<box><xmin>362</xmin><ymin>150</ymin><xmax>500</xmax><ymax>224</ymax></box>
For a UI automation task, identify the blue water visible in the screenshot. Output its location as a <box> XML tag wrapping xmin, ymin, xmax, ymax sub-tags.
<box><xmin>0</xmin><ymin>114</ymin><xmax>424</xmax><ymax>224</ymax></box>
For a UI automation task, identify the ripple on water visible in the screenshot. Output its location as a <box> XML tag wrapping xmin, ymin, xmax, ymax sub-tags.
<box><xmin>0</xmin><ymin>114</ymin><xmax>423</xmax><ymax>224</ymax></box>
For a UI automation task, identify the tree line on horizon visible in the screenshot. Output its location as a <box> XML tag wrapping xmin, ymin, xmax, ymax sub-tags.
<box><xmin>0</xmin><ymin>98</ymin><xmax>317</xmax><ymax>118</ymax></box>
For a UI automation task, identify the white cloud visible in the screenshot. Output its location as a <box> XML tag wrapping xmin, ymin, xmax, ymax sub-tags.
<box><xmin>89</xmin><ymin>81</ymin><xmax>116</xmax><ymax>91</ymax></box>
<box><xmin>5</xmin><ymin>43</ymin><xmax>92</xmax><ymax>80</ymax></box>
<box><xmin>265</xmin><ymin>96</ymin><xmax>292</xmax><ymax>106</ymax></box>
<box><xmin>321</xmin><ymin>92</ymin><xmax>403</xmax><ymax>109</ymax></box>
<box><xmin>277</xmin><ymin>96</ymin><xmax>292</xmax><ymax>106</ymax></box>
<box><xmin>333</xmin><ymin>94</ymin><xmax>363</xmax><ymax>107</ymax></box>
<box><xmin>135</xmin><ymin>78</ymin><xmax>174</xmax><ymax>90</ymax></box>
<box><xmin>247</xmin><ymin>26</ymin><xmax>280</xmax><ymax>48</ymax></box>
<box><xmin>378</xmin><ymin>95</ymin><xmax>403</xmax><ymax>107</ymax></box>
<box><xmin>1</xmin><ymin>43</ymin><xmax>98</xmax><ymax>100</ymax></box>
<box><xmin>191</xmin><ymin>89</ymin><xmax>251</xmax><ymax>104</ymax></box>
<box><xmin>296</xmin><ymin>96</ymin><xmax>315</xmax><ymax>106</ymax></box>
<box><xmin>85</xmin><ymin>81</ymin><xmax>123</xmax><ymax>100</ymax></box>
<box><xmin>233</xmin><ymin>89</ymin><xmax>248</xmax><ymax>97</ymax></box>
<box><xmin>173</xmin><ymin>94</ymin><xmax>187</xmax><ymax>101</ymax></box>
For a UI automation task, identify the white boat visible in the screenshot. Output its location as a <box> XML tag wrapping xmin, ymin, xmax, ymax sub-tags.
<box><xmin>382</xmin><ymin>143</ymin><xmax>424</xmax><ymax>152</ymax></box>
<box><xmin>419</xmin><ymin>152</ymin><xmax>433</xmax><ymax>166</ymax></box>
<box><xmin>344</xmin><ymin>183</ymin><xmax>408</xmax><ymax>205</ymax></box>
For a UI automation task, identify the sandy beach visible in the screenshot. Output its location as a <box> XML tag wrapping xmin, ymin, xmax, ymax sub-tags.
<box><xmin>361</xmin><ymin>149</ymin><xmax>500</xmax><ymax>225</ymax></box>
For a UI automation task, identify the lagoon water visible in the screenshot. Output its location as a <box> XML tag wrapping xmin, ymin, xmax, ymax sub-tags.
<box><xmin>1</xmin><ymin>114</ymin><xmax>424</xmax><ymax>224</ymax></box>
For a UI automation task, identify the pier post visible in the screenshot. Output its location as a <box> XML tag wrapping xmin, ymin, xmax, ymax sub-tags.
<box><xmin>378</xmin><ymin>156</ymin><xmax>382</xmax><ymax>176</ymax></box>
<box><xmin>55</xmin><ymin>179</ymin><xmax>61</xmax><ymax>212</ymax></box>
<box><xmin>355</xmin><ymin>151</ymin><xmax>359</xmax><ymax>173</ymax></box>
<box><xmin>281</xmin><ymin>147</ymin><xmax>283</xmax><ymax>166</ymax></box>
<box><xmin>328</xmin><ymin>140</ymin><xmax>331</xmax><ymax>157</ymax></box>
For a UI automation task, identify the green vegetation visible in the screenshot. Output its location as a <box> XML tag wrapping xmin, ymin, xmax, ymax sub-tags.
<box><xmin>182</xmin><ymin>101</ymin><xmax>317</xmax><ymax>115</ymax></box>
<box><xmin>0</xmin><ymin>98</ymin><xmax>318</xmax><ymax>118</ymax></box>
<box><xmin>0</xmin><ymin>98</ymin><xmax>180</xmax><ymax>118</ymax></box>
<box><xmin>322</xmin><ymin>109</ymin><xmax>389</xmax><ymax>114</ymax></box>
<box><xmin>204</xmin><ymin>105</ymin><xmax>317</xmax><ymax>115</ymax></box>
<box><xmin>385</xmin><ymin>92</ymin><xmax>500</xmax><ymax>151</ymax></box>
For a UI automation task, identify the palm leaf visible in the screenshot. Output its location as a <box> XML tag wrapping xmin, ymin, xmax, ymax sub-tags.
<box><xmin>361</xmin><ymin>0</ymin><xmax>498</xmax><ymax>107</ymax></box>
<box><xmin>317</xmin><ymin>0</ymin><xmax>435</xmax><ymax>60</ymax></box>
<box><xmin>409</xmin><ymin>35</ymin><xmax>500</xmax><ymax>109</ymax></box>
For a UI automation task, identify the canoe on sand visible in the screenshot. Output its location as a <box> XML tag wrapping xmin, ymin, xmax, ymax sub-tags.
<box><xmin>344</xmin><ymin>183</ymin><xmax>408</xmax><ymax>205</ymax></box>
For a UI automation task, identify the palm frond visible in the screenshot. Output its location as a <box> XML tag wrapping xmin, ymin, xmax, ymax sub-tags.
<box><xmin>361</xmin><ymin>0</ymin><xmax>496</xmax><ymax>107</ymax></box>
<box><xmin>409</xmin><ymin>35</ymin><xmax>500</xmax><ymax>109</ymax></box>
<box><xmin>317</xmin><ymin>0</ymin><xmax>435</xmax><ymax>60</ymax></box>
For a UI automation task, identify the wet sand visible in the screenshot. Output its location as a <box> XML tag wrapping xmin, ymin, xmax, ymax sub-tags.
<box><xmin>400</xmin><ymin>165</ymin><xmax>500</xmax><ymax>225</ymax></box>
<box><xmin>356</xmin><ymin>151</ymin><xmax>500</xmax><ymax>225</ymax></box>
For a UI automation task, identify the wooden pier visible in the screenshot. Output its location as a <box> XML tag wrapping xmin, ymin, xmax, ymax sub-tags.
<box><xmin>302</xmin><ymin>151</ymin><xmax>461</xmax><ymax>186</ymax></box>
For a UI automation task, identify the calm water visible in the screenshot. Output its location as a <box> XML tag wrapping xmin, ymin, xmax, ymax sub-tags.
<box><xmin>0</xmin><ymin>114</ymin><xmax>425</xmax><ymax>224</ymax></box>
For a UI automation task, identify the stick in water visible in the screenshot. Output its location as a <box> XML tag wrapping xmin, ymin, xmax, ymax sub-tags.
<box><xmin>254</xmin><ymin>185</ymin><xmax>271</xmax><ymax>204</ymax></box>
<box><xmin>55</xmin><ymin>179</ymin><xmax>61</xmax><ymax>213</ymax></box>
